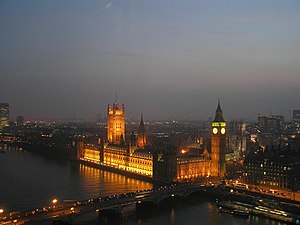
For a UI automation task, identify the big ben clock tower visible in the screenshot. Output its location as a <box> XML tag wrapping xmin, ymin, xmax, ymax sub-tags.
<box><xmin>211</xmin><ymin>100</ymin><xmax>226</xmax><ymax>177</ymax></box>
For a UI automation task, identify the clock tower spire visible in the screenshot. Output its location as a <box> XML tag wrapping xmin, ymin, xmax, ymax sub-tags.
<box><xmin>213</xmin><ymin>99</ymin><xmax>225</xmax><ymax>122</ymax></box>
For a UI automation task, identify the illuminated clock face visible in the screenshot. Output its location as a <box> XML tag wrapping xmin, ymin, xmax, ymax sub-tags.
<box><xmin>212</xmin><ymin>128</ymin><xmax>218</xmax><ymax>134</ymax></box>
<box><xmin>221</xmin><ymin>128</ymin><xmax>226</xmax><ymax>134</ymax></box>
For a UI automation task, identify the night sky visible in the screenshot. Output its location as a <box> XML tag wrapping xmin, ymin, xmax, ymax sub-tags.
<box><xmin>1</xmin><ymin>0</ymin><xmax>299</xmax><ymax>121</ymax></box>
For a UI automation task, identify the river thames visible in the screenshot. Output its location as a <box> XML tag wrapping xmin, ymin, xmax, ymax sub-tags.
<box><xmin>0</xmin><ymin>148</ymin><xmax>287</xmax><ymax>225</ymax></box>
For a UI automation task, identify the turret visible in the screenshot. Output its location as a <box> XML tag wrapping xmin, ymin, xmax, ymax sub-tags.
<box><xmin>137</xmin><ymin>114</ymin><xmax>147</xmax><ymax>148</ymax></box>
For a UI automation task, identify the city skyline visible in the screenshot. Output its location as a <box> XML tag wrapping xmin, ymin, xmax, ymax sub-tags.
<box><xmin>1</xmin><ymin>0</ymin><xmax>300</xmax><ymax>120</ymax></box>
<box><xmin>1</xmin><ymin>98</ymin><xmax>299</xmax><ymax>122</ymax></box>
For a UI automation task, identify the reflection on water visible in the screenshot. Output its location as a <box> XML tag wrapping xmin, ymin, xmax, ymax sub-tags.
<box><xmin>78</xmin><ymin>164</ymin><xmax>153</xmax><ymax>197</ymax></box>
<box><xmin>170</xmin><ymin>208</ymin><xmax>175</xmax><ymax>224</ymax></box>
<box><xmin>0</xmin><ymin>148</ymin><xmax>152</xmax><ymax>212</ymax></box>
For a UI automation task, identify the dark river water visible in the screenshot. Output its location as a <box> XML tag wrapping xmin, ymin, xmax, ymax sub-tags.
<box><xmin>0</xmin><ymin>148</ymin><xmax>287</xmax><ymax>225</ymax></box>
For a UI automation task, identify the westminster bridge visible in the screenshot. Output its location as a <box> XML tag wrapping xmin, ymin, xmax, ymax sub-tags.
<box><xmin>0</xmin><ymin>182</ymin><xmax>215</xmax><ymax>225</ymax></box>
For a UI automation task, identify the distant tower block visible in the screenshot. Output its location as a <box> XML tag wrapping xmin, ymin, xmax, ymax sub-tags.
<box><xmin>0</xmin><ymin>103</ymin><xmax>10</xmax><ymax>129</ymax></box>
<box><xmin>211</xmin><ymin>100</ymin><xmax>227</xmax><ymax>177</ymax></box>
<box><xmin>107</xmin><ymin>101</ymin><xmax>125</xmax><ymax>145</ymax></box>
<box><xmin>137</xmin><ymin>114</ymin><xmax>147</xmax><ymax>148</ymax></box>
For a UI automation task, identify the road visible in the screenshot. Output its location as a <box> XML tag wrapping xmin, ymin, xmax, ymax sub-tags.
<box><xmin>226</xmin><ymin>180</ymin><xmax>300</xmax><ymax>201</ymax></box>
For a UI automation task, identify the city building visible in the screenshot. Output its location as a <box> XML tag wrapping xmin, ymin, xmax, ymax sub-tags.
<box><xmin>77</xmin><ymin>100</ymin><xmax>227</xmax><ymax>182</ymax></box>
<box><xmin>243</xmin><ymin>148</ymin><xmax>300</xmax><ymax>190</ymax></box>
<box><xmin>78</xmin><ymin>101</ymin><xmax>153</xmax><ymax>177</ymax></box>
<box><xmin>225</xmin><ymin>119</ymin><xmax>248</xmax><ymax>161</ymax></box>
<box><xmin>16</xmin><ymin>116</ymin><xmax>24</xmax><ymax>127</ymax></box>
<box><xmin>258</xmin><ymin>114</ymin><xmax>284</xmax><ymax>135</ymax></box>
<box><xmin>293</xmin><ymin>110</ymin><xmax>300</xmax><ymax>132</ymax></box>
<box><xmin>0</xmin><ymin>103</ymin><xmax>10</xmax><ymax>130</ymax></box>
<box><xmin>255</xmin><ymin>114</ymin><xmax>284</xmax><ymax>147</ymax></box>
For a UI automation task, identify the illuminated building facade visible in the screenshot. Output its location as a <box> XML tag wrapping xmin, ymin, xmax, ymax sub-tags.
<box><xmin>77</xmin><ymin>143</ymin><xmax>153</xmax><ymax>177</ymax></box>
<box><xmin>107</xmin><ymin>101</ymin><xmax>125</xmax><ymax>145</ymax></box>
<box><xmin>0</xmin><ymin>103</ymin><xmax>9</xmax><ymax>130</ymax></box>
<box><xmin>244</xmin><ymin>153</ymin><xmax>300</xmax><ymax>190</ymax></box>
<box><xmin>176</xmin><ymin>153</ymin><xmax>211</xmax><ymax>180</ymax></box>
<box><xmin>77</xmin><ymin>100</ymin><xmax>227</xmax><ymax>182</ymax></box>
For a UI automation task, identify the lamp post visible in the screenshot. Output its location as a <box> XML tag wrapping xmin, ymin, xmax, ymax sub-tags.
<box><xmin>69</xmin><ymin>207</ymin><xmax>75</xmax><ymax>224</ymax></box>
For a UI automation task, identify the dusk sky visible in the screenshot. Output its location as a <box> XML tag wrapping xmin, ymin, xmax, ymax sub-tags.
<box><xmin>1</xmin><ymin>0</ymin><xmax>300</xmax><ymax>121</ymax></box>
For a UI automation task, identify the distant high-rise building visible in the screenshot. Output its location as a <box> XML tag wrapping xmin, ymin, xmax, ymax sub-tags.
<box><xmin>256</xmin><ymin>114</ymin><xmax>284</xmax><ymax>147</ymax></box>
<box><xmin>257</xmin><ymin>114</ymin><xmax>284</xmax><ymax>135</ymax></box>
<box><xmin>0</xmin><ymin>103</ymin><xmax>9</xmax><ymax>129</ymax></box>
<box><xmin>137</xmin><ymin>114</ymin><xmax>147</xmax><ymax>148</ymax></box>
<box><xmin>16</xmin><ymin>116</ymin><xmax>24</xmax><ymax>126</ymax></box>
<box><xmin>293</xmin><ymin>110</ymin><xmax>300</xmax><ymax>120</ymax></box>
<box><xmin>293</xmin><ymin>110</ymin><xmax>300</xmax><ymax>131</ymax></box>
<box><xmin>107</xmin><ymin>101</ymin><xmax>125</xmax><ymax>145</ymax></box>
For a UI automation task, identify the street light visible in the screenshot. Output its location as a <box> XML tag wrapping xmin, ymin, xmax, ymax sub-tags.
<box><xmin>69</xmin><ymin>207</ymin><xmax>75</xmax><ymax>224</ymax></box>
<box><xmin>52</xmin><ymin>198</ymin><xmax>58</xmax><ymax>210</ymax></box>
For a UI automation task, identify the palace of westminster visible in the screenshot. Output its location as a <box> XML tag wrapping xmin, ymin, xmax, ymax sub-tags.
<box><xmin>77</xmin><ymin>100</ymin><xmax>227</xmax><ymax>182</ymax></box>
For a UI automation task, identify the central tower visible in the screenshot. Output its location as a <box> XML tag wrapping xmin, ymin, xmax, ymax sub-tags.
<box><xmin>107</xmin><ymin>101</ymin><xmax>125</xmax><ymax>145</ymax></box>
<box><xmin>211</xmin><ymin>100</ymin><xmax>226</xmax><ymax>177</ymax></box>
<box><xmin>137</xmin><ymin>114</ymin><xmax>147</xmax><ymax>148</ymax></box>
